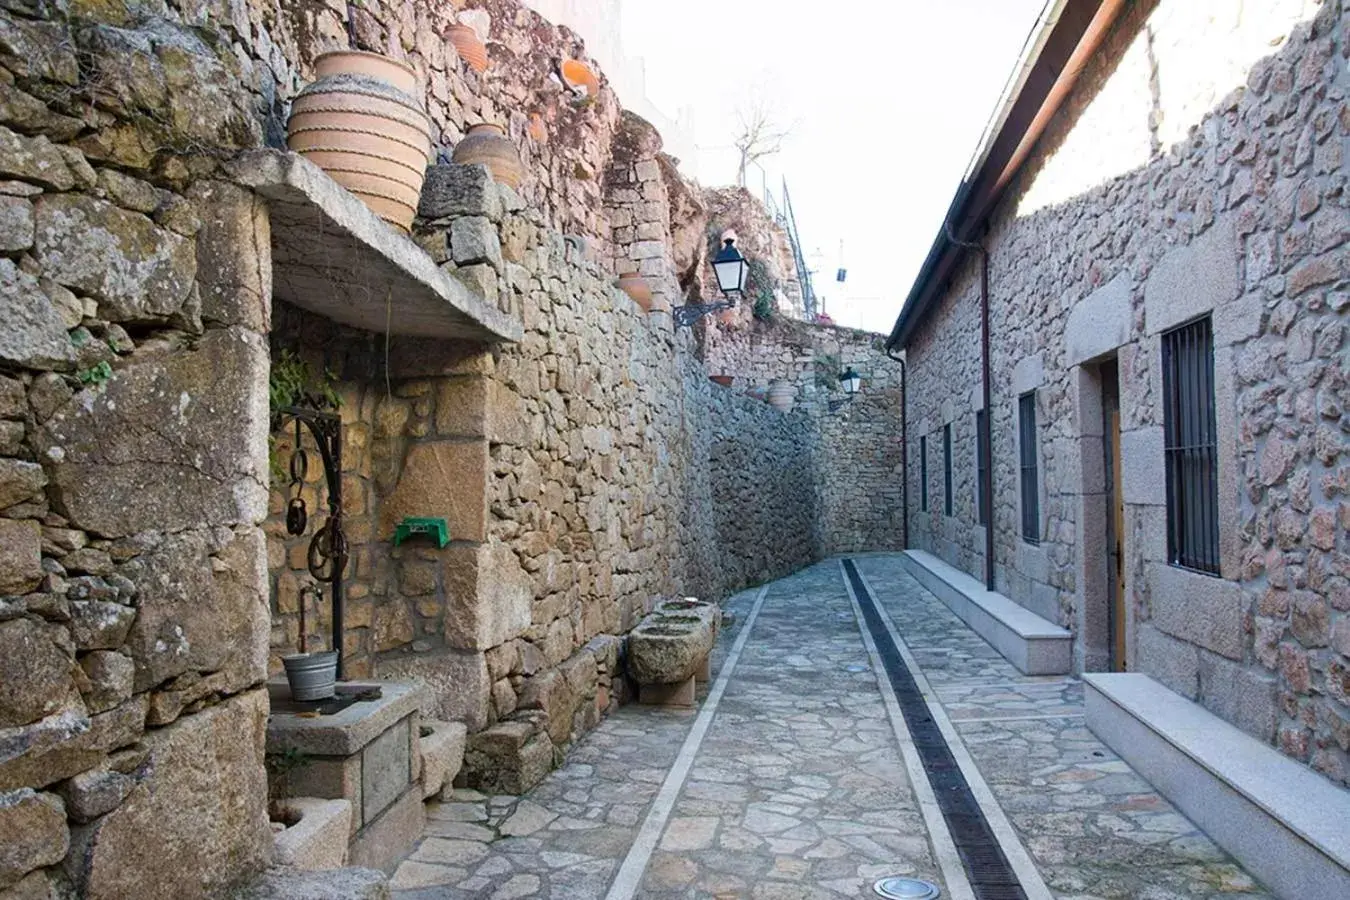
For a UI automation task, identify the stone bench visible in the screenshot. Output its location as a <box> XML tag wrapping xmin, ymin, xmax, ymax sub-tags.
<box><xmin>899</xmin><ymin>549</ymin><xmax>1072</xmax><ymax>675</ymax></box>
<box><xmin>627</xmin><ymin>598</ymin><xmax>721</xmax><ymax>707</ymax></box>
<box><xmin>1085</xmin><ymin>673</ymin><xmax>1350</xmax><ymax>900</ymax></box>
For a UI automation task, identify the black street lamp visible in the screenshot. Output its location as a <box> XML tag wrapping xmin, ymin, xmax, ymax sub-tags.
<box><xmin>830</xmin><ymin>367</ymin><xmax>863</xmax><ymax>412</ymax></box>
<box><xmin>675</xmin><ymin>233</ymin><xmax>748</xmax><ymax>327</ymax></box>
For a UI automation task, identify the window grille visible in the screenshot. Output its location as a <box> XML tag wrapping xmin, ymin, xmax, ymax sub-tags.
<box><xmin>1162</xmin><ymin>316</ymin><xmax>1220</xmax><ymax>575</ymax></box>
<box><xmin>1019</xmin><ymin>392</ymin><xmax>1039</xmax><ymax>543</ymax></box>
<box><xmin>943</xmin><ymin>424</ymin><xmax>954</xmax><ymax>516</ymax></box>
<box><xmin>976</xmin><ymin>410</ymin><xmax>989</xmax><ymax>526</ymax></box>
<box><xmin>920</xmin><ymin>435</ymin><xmax>929</xmax><ymax>512</ymax></box>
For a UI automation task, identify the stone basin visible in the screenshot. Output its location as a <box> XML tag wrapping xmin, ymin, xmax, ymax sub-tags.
<box><xmin>627</xmin><ymin>597</ymin><xmax>719</xmax><ymax>685</ymax></box>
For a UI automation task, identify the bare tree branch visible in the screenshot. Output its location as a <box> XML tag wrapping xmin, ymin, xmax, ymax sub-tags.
<box><xmin>733</xmin><ymin>97</ymin><xmax>792</xmax><ymax>187</ymax></box>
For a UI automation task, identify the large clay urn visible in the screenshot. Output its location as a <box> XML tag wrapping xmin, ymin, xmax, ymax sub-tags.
<box><xmin>287</xmin><ymin>51</ymin><xmax>431</xmax><ymax>233</ymax></box>
<box><xmin>452</xmin><ymin>124</ymin><xmax>524</xmax><ymax>190</ymax></box>
<box><xmin>445</xmin><ymin>23</ymin><xmax>488</xmax><ymax>74</ymax></box>
<box><xmin>766</xmin><ymin>379</ymin><xmax>796</xmax><ymax>412</ymax></box>
<box><xmin>617</xmin><ymin>275</ymin><xmax>652</xmax><ymax>312</ymax></box>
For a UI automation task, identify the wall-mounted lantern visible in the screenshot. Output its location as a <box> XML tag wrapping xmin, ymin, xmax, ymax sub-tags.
<box><xmin>830</xmin><ymin>367</ymin><xmax>862</xmax><ymax>412</ymax></box>
<box><xmin>675</xmin><ymin>233</ymin><xmax>748</xmax><ymax>327</ymax></box>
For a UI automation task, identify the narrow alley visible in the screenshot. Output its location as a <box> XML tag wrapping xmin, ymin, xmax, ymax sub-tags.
<box><xmin>390</xmin><ymin>557</ymin><xmax>1269</xmax><ymax>899</ymax></box>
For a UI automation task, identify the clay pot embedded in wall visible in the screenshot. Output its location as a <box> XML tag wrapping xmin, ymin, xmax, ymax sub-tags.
<box><xmin>286</xmin><ymin>51</ymin><xmax>431</xmax><ymax>234</ymax></box>
<box><xmin>710</xmin><ymin>375</ymin><xmax>734</xmax><ymax>387</ymax></box>
<box><xmin>617</xmin><ymin>275</ymin><xmax>653</xmax><ymax>312</ymax></box>
<box><xmin>766</xmin><ymin>379</ymin><xmax>796</xmax><ymax>412</ymax></box>
<box><xmin>451</xmin><ymin>123</ymin><xmax>525</xmax><ymax>190</ymax></box>
<box><xmin>446</xmin><ymin>23</ymin><xmax>489</xmax><ymax>74</ymax></box>
<box><xmin>527</xmin><ymin>113</ymin><xmax>548</xmax><ymax>144</ymax></box>
<box><xmin>560</xmin><ymin>58</ymin><xmax>600</xmax><ymax>99</ymax></box>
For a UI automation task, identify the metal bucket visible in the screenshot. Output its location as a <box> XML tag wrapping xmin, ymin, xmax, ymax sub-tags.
<box><xmin>282</xmin><ymin>651</ymin><xmax>338</xmax><ymax>702</ymax></box>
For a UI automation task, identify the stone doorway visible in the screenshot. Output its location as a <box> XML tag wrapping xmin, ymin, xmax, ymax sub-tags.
<box><xmin>1075</xmin><ymin>358</ymin><xmax>1125</xmax><ymax>674</ymax></box>
<box><xmin>1099</xmin><ymin>359</ymin><xmax>1127</xmax><ymax>672</ymax></box>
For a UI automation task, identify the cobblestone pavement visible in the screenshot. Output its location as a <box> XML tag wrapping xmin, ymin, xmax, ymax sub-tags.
<box><xmin>392</xmin><ymin>556</ymin><xmax>1271</xmax><ymax>899</ymax></box>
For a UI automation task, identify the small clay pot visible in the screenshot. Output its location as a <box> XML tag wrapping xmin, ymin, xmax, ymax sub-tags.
<box><xmin>560</xmin><ymin>58</ymin><xmax>600</xmax><ymax>98</ymax></box>
<box><xmin>451</xmin><ymin>123</ymin><xmax>524</xmax><ymax>189</ymax></box>
<box><xmin>766</xmin><ymin>379</ymin><xmax>796</xmax><ymax>412</ymax></box>
<box><xmin>617</xmin><ymin>275</ymin><xmax>653</xmax><ymax>312</ymax></box>
<box><xmin>446</xmin><ymin>23</ymin><xmax>488</xmax><ymax>74</ymax></box>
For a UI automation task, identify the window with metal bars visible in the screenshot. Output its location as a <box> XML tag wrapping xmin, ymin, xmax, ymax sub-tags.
<box><xmin>920</xmin><ymin>435</ymin><xmax>929</xmax><ymax>512</ymax></box>
<box><xmin>976</xmin><ymin>409</ymin><xmax>989</xmax><ymax>526</ymax></box>
<box><xmin>1162</xmin><ymin>316</ymin><xmax>1220</xmax><ymax>575</ymax></box>
<box><xmin>1019</xmin><ymin>392</ymin><xmax>1039</xmax><ymax>544</ymax></box>
<box><xmin>943</xmin><ymin>423</ymin><xmax>953</xmax><ymax>516</ymax></box>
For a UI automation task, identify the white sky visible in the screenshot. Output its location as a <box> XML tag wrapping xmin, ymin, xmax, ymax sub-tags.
<box><xmin>622</xmin><ymin>0</ymin><xmax>1048</xmax><ymax>334</ymax></box>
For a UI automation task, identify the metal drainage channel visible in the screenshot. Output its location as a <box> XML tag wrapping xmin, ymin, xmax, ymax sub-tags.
<box><xmin>842</xmin><ymin>558</ymin><xmax>1026</xmax><ymax>900</ymax></box>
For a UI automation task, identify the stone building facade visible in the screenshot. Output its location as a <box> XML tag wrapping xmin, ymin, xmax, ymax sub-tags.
<box><xmin>895</xmin><ymin>0</ymin><xmax>1350</xmax><ymax>786</ymax></box>
<box><xmin>0</xmin><ymin>0</ymin><xmax>900</xmax><ymax>894</ymax></box>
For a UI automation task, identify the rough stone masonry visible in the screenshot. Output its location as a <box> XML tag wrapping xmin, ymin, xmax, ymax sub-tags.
<box><xmin>0</xmin><ymin>0</ymin><xmax>902</xmax><ymax>895</ymax></box>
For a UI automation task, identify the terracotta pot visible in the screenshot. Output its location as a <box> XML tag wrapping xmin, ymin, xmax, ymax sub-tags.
<box><xmin>617</xmin><ymin>275</ymin><xmax>652</xmax><ymax>312</ymax></box>
<box><xmin>446</xmin><ymin>24</ymin><xmax>488</xmax><ymax>74</ymax></box>
<box><xmin>560</xmin><ymin>58</ymin><xmax>600</xmax><ymax>98</ymax></box>
<box><xmin>527</xmin><ymin>112</ymin><xmax>547</xmax><ymax>144</ymax></box>
<box><xmin>451</xmin><ymin>123</ymin><xmax>524</xmax><ymax>189</ymax></box>
<box><xmin>313</xmin><ymin>50</ymin><xmax>417</xmax><ymax>95</ymax></box>
<box><xmin>287</xmin><ymin>53</ymin><xmax>431</xmax><ymax>233</ymax></box>
<box><xmin>766</xmin><ymin>380</ymin><xmax>796</xmax><ymax>412</ymax></box>
<box><xmin>710</xmin><ymin>375</ymin><xmax>734</xmax><ymax>387</ymax></box>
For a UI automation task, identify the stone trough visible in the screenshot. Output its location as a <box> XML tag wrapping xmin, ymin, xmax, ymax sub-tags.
<box><xmin>627</xmin><ymin>597</ymin><xmax>721</xmax><ymax>707</ymax></box>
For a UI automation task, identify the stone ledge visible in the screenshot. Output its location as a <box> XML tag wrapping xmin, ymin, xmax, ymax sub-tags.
<box><xmin>1084</xmin><ymin>673</ymin><xmax>1350</xmax><ymax>900</ymax></box>
<box><xmin>225</xmin><ymin>150</ymin><xmax>522</xmax><ymax>343</ymax></box>
<box><xmin>266</xmin><ymin>679</ymin><xmax>428</xmax><ymax>757</ymax></box>
<box><xmin>899</xmin><ymin>549</ymin><xmax>1072</xmax><ymax>675</ymax></box>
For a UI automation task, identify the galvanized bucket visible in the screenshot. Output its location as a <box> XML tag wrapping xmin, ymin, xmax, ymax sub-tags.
<box><xmin>282</xmin><ymin>650</ymin><xmax>338</xmax><ymax>702</ymax></box>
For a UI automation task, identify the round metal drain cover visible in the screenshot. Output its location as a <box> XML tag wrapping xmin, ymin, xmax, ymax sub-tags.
<box><xmin>873</xmin><ymin>877</ymin><xmax>941</xmax><ymax>899</ymax></box>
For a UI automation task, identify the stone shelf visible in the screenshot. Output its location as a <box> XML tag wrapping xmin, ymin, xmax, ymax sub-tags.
<box><xmin>226</xmin><ymin>150</ymin><xmax>521</xmax><ymax>343</ymax></box>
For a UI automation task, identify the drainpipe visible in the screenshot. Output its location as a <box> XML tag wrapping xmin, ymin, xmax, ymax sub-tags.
<box><xmin>886</xmin><ymin>346</ymin><xmax>908</xmax><ymax>550</ymax></box>
<box><xmin>946</xmin><ymin>224</ymin><xmax>996</xmax><ymax>591</ymax></box>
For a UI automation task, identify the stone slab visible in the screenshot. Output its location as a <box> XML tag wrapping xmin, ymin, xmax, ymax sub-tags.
<box><xmin>225</xmin><ymin>150</ymin><xmax>520</xmax><ymax>343</ymax></box>
<box><xmin>348</xmin><ymin>784</ymin><xmax>424</xmax><ymax>874</ymax></box>
<box><xmin>266</xmin><ymin>680</ymin><xmax>427</xmax><ymax>757</ymax></box>
<box><xmin>1085</xmin><ymin>673</ymin><xmax>1350</xmax><ymax>900</ymax></box>
<box><xmin>1144</xmin><ymin>217</ymin><xmax>1238</xmax><ymax>336</ymax></box>
<box><xmin>273</xmin><ymin>797</ymin><xmax>352</xmax><ymax>870</ymax></box>
<box><xmin>1066</xmin><ymin>274</ymin><xmax>1132</xmax><ymax>366</ymax></box>
<box><xmin>1149</xmin><ymin>563</ymin><xmax>1245</xmax><ymax>661</ymax></box>
<box><xmin>361</xmin><ymin>718</ymin><xmax>411</xmax><ymax>824</ymax></box>
<box><xmin>419</xmin><ymin>720</ymin><xmax>467</xmax><ymax>800</ymax></box>
<box><xmin>237</xmin><ymin>866</ymin><xmax>390</xmax><ymax>900</ymax></box>
<box><xmin>638</xmin><ymin>676</ymin><xmax>696</xmax><ymax>709</ymax></box>
<box><xmin>900</xmin><ymin>550</ymin><xmax>1072</xmax><ymax>675</ymax></box>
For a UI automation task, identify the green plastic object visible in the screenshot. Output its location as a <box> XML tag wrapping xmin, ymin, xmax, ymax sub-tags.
<box><xmin>392</xmin><ymin>517</ymin><xmax>450</xmax><ymax>548</ymax></box>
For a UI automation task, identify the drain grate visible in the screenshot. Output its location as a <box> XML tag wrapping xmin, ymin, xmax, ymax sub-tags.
<box><xmin>844</xmin><ymin>559</ymin><xmax>1027</xmax><ymax>900</ymax></box>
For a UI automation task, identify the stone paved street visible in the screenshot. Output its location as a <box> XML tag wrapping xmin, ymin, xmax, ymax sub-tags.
<box><xmin>392</xmin><ymin>556</ymin><xmax>1272</xmax><ymax>899</ymax></box>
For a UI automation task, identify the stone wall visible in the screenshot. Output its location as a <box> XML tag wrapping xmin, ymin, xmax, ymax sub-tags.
<box><xmin>700</xmin><ymin>318</ymin><xmax>907</xmax><ymax>554</ymax></box>
<box><xmin>0</xmin><ymin>3</ymin><xmax>276</xmax><ymax>895</ymax></box>
<box><xmin>903</xmin><ymin>0</ymin><xmax>1350</xmax><ymax>784</ymax></box>
<box><xmin>264</xmin><ymin>166</ymin><xmax>828</xmax><ymax>792</ymax></box>
<box><xmin>0</xmin><ymin>0</ymin><xmax>906</xmax><ymax>892</ymax></box>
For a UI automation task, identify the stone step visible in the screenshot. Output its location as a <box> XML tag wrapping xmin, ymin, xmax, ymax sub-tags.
<box><xmin>899</xmin><ymin>550</ymin><xmax>1072</xmax><ymax>675</ymax></box>
<box><xmin>237</xmin><ymin>865</ymin><xmax>389</xmax><ymax>900</ymax></box>
<box><xmin>1085</xmin><ymin>673</ymin><xmax>1350</xmax><ymax>900</ymax></box>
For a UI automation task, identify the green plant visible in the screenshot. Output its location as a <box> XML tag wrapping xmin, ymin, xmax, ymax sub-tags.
<box><xmin>265</xmin><ymin>747</ymin><xmax>311</xmax><ymax>809</ymax></box>
<box><xmin>269</xmin><ymin>349</ymin><xmax>342</xmax><ymax>486</ymax></box>
<box><xmin>747</xmin><ymin>258</ymin><xmax>776</xmax><ymax>321</ymax></box>
<box><xmin>77</xmin><ymin>361</ymin><xmax>113</xmax><ymax>388</ymax></box>
<box><xmin>815</xmin><ymin>353</ymin><xmax>841</xmax><ymax>390</ymax></box>
<box><xmin>269</xmin><ymin>349</ymin><xmax>341</xmax><ymax>411</ymax></box>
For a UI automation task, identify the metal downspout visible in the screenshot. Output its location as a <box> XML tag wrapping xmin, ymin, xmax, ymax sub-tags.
<box><xmin>886</xmin><ymin>347</ymin><xmax>908</xmax><ymax>550</ymax></box>
<box><xmin>947</xmin><ymin>226</ymin><xmax>997</xmax><ymax>591</ymax></box>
